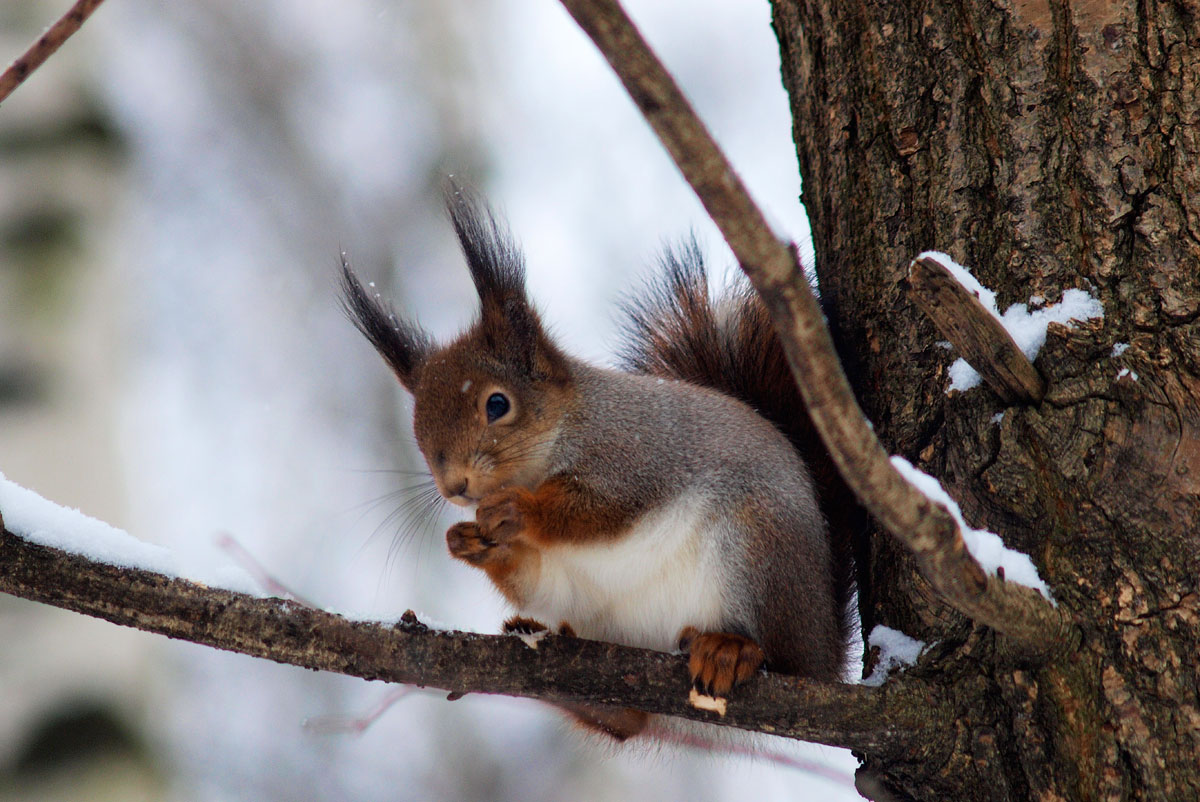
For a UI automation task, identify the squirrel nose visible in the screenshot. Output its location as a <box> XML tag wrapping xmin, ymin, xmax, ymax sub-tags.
<box><xmin>442</xmin><ymin>474</ymin><xmax>477</xmax><ymax>507</ymax></box>
<box><xmin>439</xmin><ymin>468</ymin><xmax>477</xmax><ymax>507</ymax></box>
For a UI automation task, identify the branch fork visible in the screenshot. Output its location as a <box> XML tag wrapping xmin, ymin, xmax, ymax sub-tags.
<box><xmin>558</xmin><ymin>0</ymin><xmax>1071</xmax><ymax>654</ymax></box>
<box><xmin>0</xmin><ymin>0</ymin><xmax>1078</xmax><ymax>764</ymax></box>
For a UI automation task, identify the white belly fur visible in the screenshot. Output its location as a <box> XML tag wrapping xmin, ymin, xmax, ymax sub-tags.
<box><xmin>518</xmin><ymin>491</ymin><xmax>735</xmax><ymax>652</ymax></box>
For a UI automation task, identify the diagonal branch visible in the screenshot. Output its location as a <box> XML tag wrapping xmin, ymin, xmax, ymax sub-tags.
<box><xmin>557</xmin><ymin>0</ymin><xmax>1074</xmax><ymax>655</ymax></box>
<box><xmin>0</xmin><ymin>526</ymin><xmax>945</xmax><ymax>757</ymax></box>
<box><xmin>0</xmin><ymin>0</ymin><xmax>109</xmax><ymax>106</ymax></box>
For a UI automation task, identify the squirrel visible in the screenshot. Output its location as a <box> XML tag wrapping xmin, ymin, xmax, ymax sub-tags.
<box><xmin>341</xmin><ymin>188</ymin><xmax>859</xmax><ymax>741</ymax></box>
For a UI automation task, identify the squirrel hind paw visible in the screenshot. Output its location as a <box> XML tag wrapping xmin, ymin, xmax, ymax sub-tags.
<box><xmin>503</xmin><ymin>616</ymin><xmax>550</xmax><ymax>650</ymax></box>
<box><xmin>679</xmin><ymin>630</ymin><xmax>765</xmax><ymax>699</ymax></box>
<box><xmin>502</xmin><ymin>617</ymin><xmax>577</xmax><ymax>649</ymax></box>
<box><xmin>502</xmin><ymin>615</ymin><xmax>548</xmax><ymax>635</ymax></box>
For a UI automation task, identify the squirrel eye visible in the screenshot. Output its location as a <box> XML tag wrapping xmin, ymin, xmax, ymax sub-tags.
<box><xmin>485</xmin><ymin>392</ymin><xmax>510</xmax><ymax>423</ymax></box>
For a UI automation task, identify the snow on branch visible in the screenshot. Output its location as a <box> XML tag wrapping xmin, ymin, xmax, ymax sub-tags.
<box><xmin>0</xmin><ymin>485</ymin><xmax>943</xmax><ymax>758</ymax></box>
<box><xmin>557</xmin><ymin>0</ymin><xmax>1074</xmax><ymax>655</ymax></box>
<box><xmin>0</xmin><ymin>472</ymin><xmax>256</xmax><ymax>592</ymax></box>
<box><xmin>889</xmin><ymin>458</ymin><xmax>1052</xmax><ymax>601</ymax></box>
<box><xmin>907</xmin><ymin>253</ymin><xmax>1046</xmax><ymax>403</ymax></box>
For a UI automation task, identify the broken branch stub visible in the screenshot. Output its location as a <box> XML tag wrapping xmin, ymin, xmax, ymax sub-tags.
<box><xmin>906</xmin><ymin>256</ymin><xmax>1045</xmax><ymax>404</ymax></box>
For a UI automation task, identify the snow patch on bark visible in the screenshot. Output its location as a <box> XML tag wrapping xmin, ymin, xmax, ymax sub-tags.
<box><xmin>862</xmin><ymin>625</ymin><xmax>927</xmax><ymax>686</ymax></box>
<box><xmin>917</xmin><ymin>252</ymin><xmax>1104</xmax><ymax>394</ymax></box>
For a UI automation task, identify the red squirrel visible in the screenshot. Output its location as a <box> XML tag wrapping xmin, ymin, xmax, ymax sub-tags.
<box><xmin>342</xmin><ymin>189</ymin><xmax>857</xmax><ymax>740</ymax></box>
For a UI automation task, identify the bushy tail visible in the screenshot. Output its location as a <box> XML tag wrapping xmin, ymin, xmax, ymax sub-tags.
<box><xmin>617</xmin><ymin>241</ymin><xmax>865</xmax><ymax>642</ymax></box>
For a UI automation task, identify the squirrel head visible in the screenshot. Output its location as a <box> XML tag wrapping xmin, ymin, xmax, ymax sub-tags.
<box><xmin>342</xmin><ymin>188</ymin><xmax>572</xmax><ymax>506</ymax></box>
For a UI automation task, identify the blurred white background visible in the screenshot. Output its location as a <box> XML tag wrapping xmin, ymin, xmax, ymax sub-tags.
<box><xmin>0</xmin><ymin>1</ymin><xmax>859</xmax><ymax>799</ymax></box>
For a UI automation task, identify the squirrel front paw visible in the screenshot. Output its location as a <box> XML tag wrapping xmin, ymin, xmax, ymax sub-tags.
<box><xmin>678</xmin><ymin>626</ymin><xmax>765</xmax><ymax>698</ymax></box>
<box><xmin>446</xmin><ymin>521</ymin><xmax>499</xmax><ymax>565</ymax></box>
<box><xmin>475</xmin><ymin>487</ymin><xmax>533</xmax><ymax>541</ymax></box>
<box><xmin>445</xmin><ymin>488</ymin><xmax>533</xmax><ymax>566</ymax></box>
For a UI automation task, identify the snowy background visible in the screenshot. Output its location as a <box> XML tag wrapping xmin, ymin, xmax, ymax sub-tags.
<box><xmin>0</xmin><ymin>1</ymin><xmax>859</xmax><ymax>799</ymax></box>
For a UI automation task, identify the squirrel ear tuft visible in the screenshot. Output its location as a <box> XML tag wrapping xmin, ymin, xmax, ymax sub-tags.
<box><xmin>444</xmin><ymin>181</ymin><xmax>528</xmax><ymax>316</ymax></box>
<box><xmin>445</xmin><ymin>182</ymin><xmax>569</xmax><ymax>382</ymax></box>
<box><xmin>340</xmin><ymin>256</ymin><xmax>432</xmax><ymax>392</ymax></box>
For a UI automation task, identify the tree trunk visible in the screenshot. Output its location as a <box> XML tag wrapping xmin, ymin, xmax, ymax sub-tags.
<box><xmin>772</xmin><ymin>1</ymin><xmax>1200</xmax><ymax>799</ymax></box>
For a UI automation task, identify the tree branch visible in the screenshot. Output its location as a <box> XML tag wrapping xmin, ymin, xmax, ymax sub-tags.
<box><xmin>0</xmin><ymin>0</ymin><xmax>108</xmax><ymax>107</ymax></box>
<box><xmin>906</xmin><ymin>256</ymin><xmax>1045</xmax><ymax>404</ymax></box>
<box><xmin>0</xmin><ymin>526</ymin><xmax>945</xmax><ymax>757</ymax></box>
<box><xmin>557</xmin><ymin>0</ymin><xmax>1073</xmax><ymax>654</ymax></box>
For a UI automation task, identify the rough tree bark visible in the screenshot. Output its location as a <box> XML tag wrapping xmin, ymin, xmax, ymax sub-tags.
<box><xmin>773</xmin><ymin>1</ymin><xmax>1199</xmax><ymax>800</ymax></box>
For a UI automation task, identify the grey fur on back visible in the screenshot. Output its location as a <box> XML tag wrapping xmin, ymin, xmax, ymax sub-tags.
<box><xmin>552</xmin><ymin>360</ymin><xmax>843</xmax><ymax>680</ymax></box>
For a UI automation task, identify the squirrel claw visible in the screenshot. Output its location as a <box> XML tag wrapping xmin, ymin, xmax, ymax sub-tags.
<box><xmin>679</xmin><ymin>629</ymin><xmax>765</xmax><ymax>699</ymax></box>
<box><xmin>503</xmin><ymin>616</ymin><xmax>549</xmax><ymax>650</ymax></box>
<box><xmin>502</xmin><ymin>616</ymin><xmax>548</xmax><ymax>635</ymax></box>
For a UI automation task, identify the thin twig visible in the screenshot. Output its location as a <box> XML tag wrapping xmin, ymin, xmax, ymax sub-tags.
<box><xmin>0</xmin><ymin>527</ymin><xmax>945</xmax><ymax>756</ymax></box>
<box><xmin>0</xmin><ymin>0</ymin><xmax>109</xmax><ymax>107</ymax></box>
<box><xmin>303</xmin><ymin>687</ymin><xmax>416</xmax><ymax>735</ymax></box>
<box><xmin>217</xmin><ymin>532</ymin><xmax>321</xmax><ymax>609</ymax></box>
<box><xmin>557</xmin><ymin>0</ymin><xmax>1072</xmax><ymax>654</ymax></box>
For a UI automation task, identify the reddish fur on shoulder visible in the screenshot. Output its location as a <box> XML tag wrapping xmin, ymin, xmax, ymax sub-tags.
<box><xmin>479</xmin><ymin>480</ymin><xmax>636</xmax><ymax>547</ymax></box>
<box><xmin>447</xmin><ymin>480</ymin><xmax>635</xmax><ymax>604</ymax></box>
